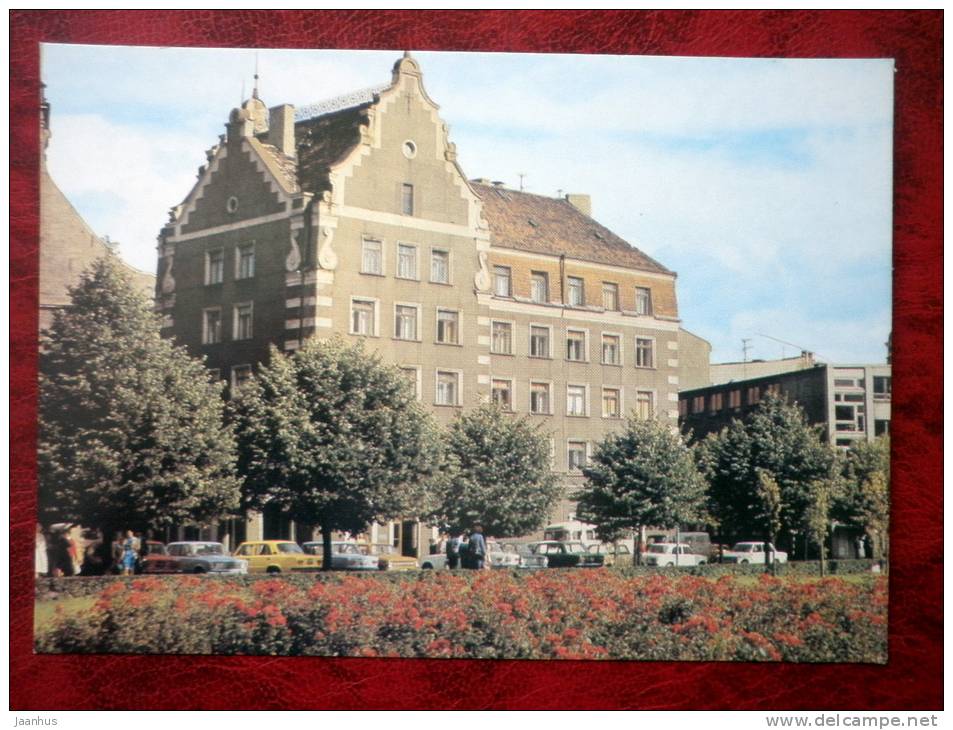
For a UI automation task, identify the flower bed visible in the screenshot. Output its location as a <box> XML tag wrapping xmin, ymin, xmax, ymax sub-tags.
<box><xmin>34</xmin><ymin>571</ymin><xmax>887</xmax><ymax>662</ymax></box>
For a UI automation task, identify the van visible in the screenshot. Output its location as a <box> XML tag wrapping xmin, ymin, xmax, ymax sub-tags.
<box><xmin>543</xmin><ymin>520</ymin><xmax>597</xmax><ymax>543</ymax></box>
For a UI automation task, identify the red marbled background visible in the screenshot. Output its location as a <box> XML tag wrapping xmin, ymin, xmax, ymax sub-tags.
<box><xmin>9</xmin><ymin>10</ymin><xmax>942</xmax><ymax>710</ymax></box>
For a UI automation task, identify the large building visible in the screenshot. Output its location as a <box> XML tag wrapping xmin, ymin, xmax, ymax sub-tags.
<box><xmin>39</xmin><ymin>90</ymin><xmax>155</xmax><ymax>333</ymax></box>
<box><xmin>679</xmin><ymin>360</ymin><xmax>892</xmax><ymax>448</ymax></box>
<box><xmin>156</xmin><ymin>53</ymin><xmax>689</xmax><ymax>555</ymax></box>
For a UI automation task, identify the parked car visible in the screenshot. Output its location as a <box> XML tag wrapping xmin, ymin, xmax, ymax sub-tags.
<box><xmin>642</xmin><ymin>542</ymin><xmax>707</xmax><ymax>567</ymax></box>
<box><xmin>420</xmin><ymin>552</ymin><xmax>447</xmax><ymax>570</ymax></box>
<box><xmin>135</xmin><ymin>540</ymin><xmax>167</xmax><ymax>574</ymax></box>
<box><xmin>721</xmin><ymin>542</ymin><xmax>788</xmax><ymax>564</ymax></box>
<box><xmin>528</xmin><ymin>541</ymin><xmax>604</xmax><ymax>568</ymax></box>
<box><xmin>587</xmin><ymin>543</ymin><xmax>632</xmax><ymax>567</ymax></box>
<box><xmin>486</xmin><ymin>539</ymin><xmax>521</xmax><ymax>569</ymax></box>
<box><xmin>302</xmin><ymin>541</ymin><xmax>379</xmax><ymax>571</ymax></box>
<box><xmin>360</xmin><ymin>543</ymin><xmax>418</xmax><ymax>571</ymax></box>
<box><xmin>143</xmin><ymin>541</ymin><xmax>248</xmax><ymax>575</ymax></box>
<box><xmin>233</xmin><ymin>540</ymin><xmax>322</xmax><ymax>573</ymax></box>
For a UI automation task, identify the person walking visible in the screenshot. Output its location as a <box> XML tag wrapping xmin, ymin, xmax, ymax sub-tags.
<box><xmin>446</xmin><ymin>533</ymin><xmax>462</xmax><ymax>570</ymax></box>
<box><xmin>119</xmin><ymin>530</ymin><xmax>140</xmax><ymax>576</ymax></box>
<box><xmin>467</xmin><ymin>524</ymin><xmax>487</xmax><ymax>570</ymax></box>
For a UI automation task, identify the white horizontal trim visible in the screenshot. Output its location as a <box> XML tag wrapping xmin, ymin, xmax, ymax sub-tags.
<box><xmin>480</xmin><ymin>294</ymin><xmax>681</xmax><ymax>332</ymax></box>
<box><xmin>285</xmin><ymin>319</ymin><xmax>301</xmax><ymax>329</ymax></box>
<box><xmin>667</xmin><ymin>340</ymin><xmax>679</xmax><ymax>350</ymax></box>
<box><xmin>668</xmin><ymin>375</ymin><xmax>680</xmax><ymax>385</ymax></box>
<box><xmin>477</xmin><ymin>355</ymin><xmax>491</xmax><ymax>366</ymax></box>
<box><xmin>315</xmin><ymin>295</ymin><xmax>333</xmax><ymax>307</ymax></box>
<box><xmin>169</xmin><ymin>211</ymin><xmax>290</xmax><ymax>243</ymax></box>
<box><xmin>667</xmin><ymin>392</ymin><xmax>679</xmax><ymax>402</ymax></box>
<box><xmin>337</xmin><ymin>204</ymin><xmax>486</xmax><ymax>240</ymax></box>
<box><xmin>286</xmin><ymin>272</ymin><xmax>302</xmax><ymax>286</ymax></box>
<box><xmin>314</xmin><ymin>317</ymin><xmax>333</xmax><ymax>328</ymax></box>
<box><xmin>286</xmin><ymin>298</ymin><xmax>301</xmax><ymax>308</ymax></box>
<box><xmin>667</xmin><ymin>358</ymin><xmax>679</xmax><ymax>368</ymax></box>
<box><xmin>489</xmin><ymin>245</ymin><xmax>676</xmax><ymax>282</ymax></box>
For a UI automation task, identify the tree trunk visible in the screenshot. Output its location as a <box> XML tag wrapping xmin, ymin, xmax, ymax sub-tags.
<box><xmin>321</xmin><ymin>520</ymin><xmax>333</xmax><ymax>572</ymax></box>
<box><xmin>819</xmin><ymin>541</ymin><xmax>826</xmax><ymax>577</ymax></box>
<box><xmin>634</xmin><ymin>526</ymin><xmax>643</xmax><ymax>567</ymax></box>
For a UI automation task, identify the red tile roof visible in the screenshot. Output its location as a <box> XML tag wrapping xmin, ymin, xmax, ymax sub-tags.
<box><xmin>472</xmin><ymin>182</ymin><xmax>672</xmax><ymax>275</ymax></box>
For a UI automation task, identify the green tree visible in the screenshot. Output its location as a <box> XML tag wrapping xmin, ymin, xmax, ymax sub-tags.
<box><xmin>697</xmin><ymin>393</ymin><xmax>836</xmax><ymax>549</ymax></box>
<box><xmin>804</xmin><ymin>479</ymin><xmax>833</xmax><ymax>575</ymax></box>
<box><xmin>576</xmin><ymin>418</ymin><xmax>706</xmax><ymax>554</ymax></box>
<box><xmin>755</xmin><ymin>469</ymin><xmax>783</xmax><ymax>572</ymax></box>
<box><xmin>428</xmin><ymin>403</ymin><xmax>561</xmax><ymax>538</ymax></box>
<box><xmin>38</xmin><ymin>258</ymin><xmax>240</xmax><ymax>564</ymax></box>
<box><xmin>230</xmin><ymin>337</ymin><xmax>440</xmax><ymax>569</ymax></box>
<box><xmin>836</xmin><ymin>437</ymin><xmax>890</xmax><ymax>559</ymax></box>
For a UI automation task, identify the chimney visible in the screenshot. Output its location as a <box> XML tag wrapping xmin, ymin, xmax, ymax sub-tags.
<box><xmin>565</xmin><ymin>193</ymin><xmax>591</xmax><ymax>217</ymax></box>
<box><xmin>269</xmin><ymin>104</ymin><xmax>296</xmax><ymax>158</ymax></box>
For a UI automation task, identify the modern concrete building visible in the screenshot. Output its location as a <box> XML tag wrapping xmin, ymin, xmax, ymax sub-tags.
<box><xmin>679</xmin><ymin>361</ymin><xmax>892</xmax><ymax>448</ymax></box>
<box><xmin>156</xmin><ymin>53</ymin><xmax>688</xmax><ymax>555</ymax></box>
<box><xmin>39</xmin><ymin>90</ymin><xmax>155</xmax><ymax>333</ymax></box>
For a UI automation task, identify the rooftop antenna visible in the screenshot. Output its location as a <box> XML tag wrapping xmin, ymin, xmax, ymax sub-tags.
<box><xmin>742</xmin><ymin>338</ymin><xmax>751</xmax><ymax>380</ymax></box>
<box><xmin>517</xmin><ymin>172</ymin><xmax>527</xmax><ymax>192</ymax></box>
<box><xmin>556</xmin><ymin>188</ymin><xmax>563</xmax><ymax>198</ymax></box>
<box><xmin>253</xmin><ymin>52</ymin><xmax>260</xmax><ymax>99</ymax></box>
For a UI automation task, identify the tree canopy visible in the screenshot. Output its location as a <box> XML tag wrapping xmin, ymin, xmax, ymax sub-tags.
<box><xmin>834</xmin><ymin>436</ymin><xmax>890</xmax><ymax>558</ymax></box>
<box><xmin>575</xmin><ymin>417</ymin><xmax>706</xmax><ymax>541</ymax></box>
<box><xmin>230</xmin><ymin>337</ymin><xmax>441</xmax><ymax>566</ymax></box>
<box><xmin>696</xmin><ymin>393</ymin><xmax>835</xmax><ymax>545</ymax></box>
<box><xmin>38</xmin><ymin>257</ymin><xmax>240</xmax><ymax>540</ymax></box>
<box><xmin>428</xmin><ymin>403</ymin><xmax>561</xmax><ymax>538</ymax></box>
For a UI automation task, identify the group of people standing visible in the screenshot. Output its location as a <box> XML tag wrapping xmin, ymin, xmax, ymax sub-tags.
<box><xmin>443</xmin><ymin>524</ymin><xmax>488</xmax><ymax>570</ymax></box>
<box><xmin>34</xmin><ymin>525</ymin><xmax>143</xmax><ymax>577</ymax></box>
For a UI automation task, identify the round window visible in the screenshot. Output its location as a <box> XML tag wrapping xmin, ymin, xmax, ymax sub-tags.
<box><xmin>226</xmin><ymin>196</ymin><xmax>239</xmax><ymax>214</ymax></box>
<box><xmin>402</xmin><ymin>140</ymin><xmax>417</xmax><ymax>159</ymax></box>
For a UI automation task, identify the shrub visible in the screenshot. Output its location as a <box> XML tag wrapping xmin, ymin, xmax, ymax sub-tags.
<box><xmin>35</xmin><ymin>571</ymin><xmax>887</xmax><ymax>662</ymax></box>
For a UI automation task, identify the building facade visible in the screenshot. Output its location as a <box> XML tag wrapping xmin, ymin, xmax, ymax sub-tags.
<box><xmin>156</xmin><ymin>53</ymin><xmax>686</xmax><ymax>555</ymax></box>
<box><xmin>679</xmin><ymin>362</ymin><xmax>892</xmax><ymax>448</ymax></box>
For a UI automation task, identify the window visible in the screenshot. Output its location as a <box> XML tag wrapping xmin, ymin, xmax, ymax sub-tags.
<box><xmin>566</xmin><ymin>329</ymin><xmax>587</xmax><ymax>361</ymax></box>
<box><xmin>567</xmin><ymin>276</ymin><xmax>585</xmax><ymax>306</ymax></box>
<box><xmin>602</xmin><ymin>282</ymin><xmax>619</xmax><ymax>311</ymax></box>
<box><xmin>635</xmin><ymin>338</ymin><xmax>655</xmax><ymax>368</ymax></box>
<box><xmin>602</xmin><ymin>333</ymin><xmax>621</xmax><ymax>365</ymax></box>
<box><xmin>875</xmin><ymin>419</ymin><xmax>890</xmax><ymax>436</ymax></box>
<box><xmin>491</xmin><ymin>321</ymin><xmax>513</xmax><ymax>354</ymax></box>
<box><xmin>399</xmin><ymin>366</ymin><xmax>421</xmax><ymax>400</ymax></box>
<box><xmin>401</xmin><ymin>183</ymin><xmax>414</xmax><ymax>215</ymax></box>
<box><xmin>491</xmin><ymin>379</ymin><xmax>513</xmax><ymax>411</ymax></box>
<box><xmin>873</xmin><ymin>376</ymin><xmax>892</xmax><ymax>399</ymax></box>
<box><xmin>678</xmin><ymin>399</ymin><xmax>688</xmax><ymax>417</ymax></box>
<box><xmin>567</xmin><ymin>384</ymin><xmax>587</xmax><ymax>417</ymax></box>
<box><xmin>729</xmin><ymin>390</ymin><xmax>741</xmax><ymax>408</ymax></box>
<box><xmin>635</xmin><ymin>287</ymin><xmax>652</xmax><ymax>315</ymax></box>
<box><xmin>529</xmin><ymin>325</ymin><xmax>550</xmax><ymax>358</ymax></box>
<box><xmin>351</xmin><ymin>299</ymin><xmax>377</xmax><ymax>336</ymax></box>
<box><xmin>202</xmin><ymin>307</ymin><xmax>222</xmax><ymax>345</ymax></box>
<box><xmin>361</xmin><ymin>237</ymin><xmax>383</xmax><ymax>275</ymax></box>
<box><xmin>602</xmin><ymin>387</ymin><xmax>621</xmax><ymax>418</ymax></box>
<box><xmin>231</xmin><ymin>364</ymin><xmax>253</xmax><ymax>390</ymax></box>
<box><xmin>636</xmin><ymin>390</ymin><xmax>654</xmax><ymax>420</ymax></box>
<box><xmin>396</xmin><ymin>243</ymin><xmax>417</xmax><ymax>279</ymax></box>
<box><xmin>746</xmin><ymin>386</ymin><xmax>761</xmax><ymax>405</ymax></box>
<box><xmin>834</xmin><ymin>378</ymin><xmax>856</xmax><ymax>388</ymax></box>
<box><xmin>431</xmin><ymin>249</ymin><xmax>450</xmax><ymax>284</ymax></box>
<box><xmin>530</xmin><ymin>382</ymin><xmax>551</xmax><ymax>415</ymax></box>
<box><xmin>493</xmin><ymin>266</ymin><xmax>512</xmax><ymax>297</ymax></box>
<box><xmin>236</xmin><ymin>243</ymin><xmax>255</xmax><ymax>280</ymax></box>
<box><xmin>710</xmin><ymin>393</ymin><xmax>723</xmax><ymax>412</ymax></box>
<box><xmin>530</xmin><ymin>271</ymin><xmax>549</xmax><ymax>303</ymax></box>
<box><xmin>436</xmin><ymin>309</ymin><xmax>459</xmax><ymax>344</ymax></box>
<box><xmin>205</xmin><ymin>249</ymin><xmax>224</xmax><ymax>285</ymax></box>
<box><xmin>233</xmin><ymin>302</ymin><xmax>253</xmax><ymax>340</ymax></box>
<box><xmin>692</xmin><ymin>395</ymin><xmax>705</xmax><ymax>414</ymax></box>
<box><xmin>394</xmin><ymin>304</ymin><xmax>418</xmax><ymax>341</ymax></box>
<box><xmin>436</xmin><ymin>371</ymin><xmax>460</xmax><ymax>406</ymax></box>
<box><xmin>567</xmin><ymin>441</ymin><xmax>588</xmax><ymax>472</ymax></box>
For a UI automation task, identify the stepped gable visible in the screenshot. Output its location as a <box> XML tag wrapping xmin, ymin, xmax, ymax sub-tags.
<box><xmin>293</xmin><ymin>86</ymin><xmax>386</xmax><ymax>195</ymax></box>
<box><xmin>472</xmin><ymin>182</ymin><xmax>672</xmax><ymax>275</ymax></box>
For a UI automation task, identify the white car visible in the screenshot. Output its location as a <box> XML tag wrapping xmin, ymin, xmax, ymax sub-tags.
<box><xmin>302</xmin><ymin>541</ymin><xmax>379</xmax><ymax>571</ymax></box>
<box><xmin>487</xmin><ymin>540</ymin><xmax>521</xmax><ymax>569</ymax></box>
<box><xmin>642</xmin><ymin>542</ymin><xmax>707</xmax><ymax>567</ymax></box>
<box><xmin>420</xmin><ymin>553</ymin><xmax>447</xmax><ymax>570</ymax></box>
<box><xmin>721</xmin><ymin>542</ymin><xmax>788</xmax><ymax>564</ymax></box>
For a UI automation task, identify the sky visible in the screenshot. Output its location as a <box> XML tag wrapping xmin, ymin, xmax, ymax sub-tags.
<box><xmin>41</xmin><ymin>45</ymin><xmax>894</xmax><ymax>365</ymax></box>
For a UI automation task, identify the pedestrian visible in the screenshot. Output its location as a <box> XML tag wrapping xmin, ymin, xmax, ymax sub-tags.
<box><xmin>467</xmin><ymin>524</ymin><xmax>487</xmax><ymax>570</ymax></box>
<box><xmin>34</xmin><ymin>524</ymin><xmax>48</xmax><ymax>578</ymax></box>
<box><xmin>119</xmin><ymin>530</ymin><xmax>140</xmax><ymax>576</ymax></box>
<box><xmin>446</xmin><ymin>533</ymin><xmax>462</xmax><ymax>570</ymax></box>
<box><xmin>856</xmin><ymin>535</ymin><xmax>866</xmax><ymax>559</ymax></box>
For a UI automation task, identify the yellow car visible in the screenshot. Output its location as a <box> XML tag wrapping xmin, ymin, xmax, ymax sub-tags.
<box><xmin>361</xmin><ymin>543</ymin><xmax>418</xmax><ymax>571</ymax></box>
<box><xmin>233</xmin><ymin>540</ymin><xmax>322</xmax><ymax>574</ymax></box>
